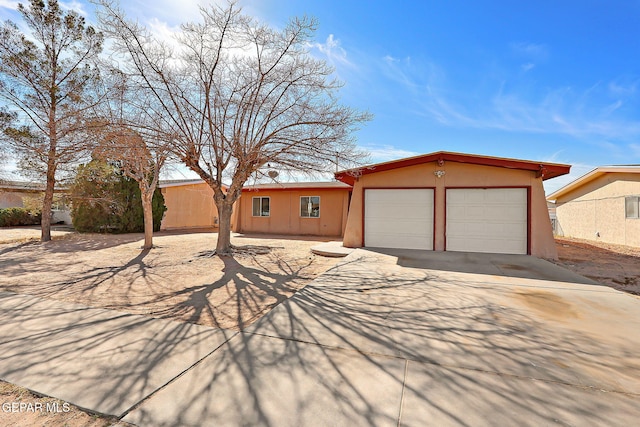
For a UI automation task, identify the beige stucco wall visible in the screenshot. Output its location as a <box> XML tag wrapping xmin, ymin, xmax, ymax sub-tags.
<box><xmin>555</xmin><ymin>173</ymin><xmax>640</xmax><ymax>247</ymax></box>
<box><xmin>342</xmin><ymin>161</ymin><xmax>558</xmax><ymax>258</ymax></box>
<box><xmin>160</xmin><ymin>183</ymin><xmax>219</xmax><ymax>230</ymax></box>
<box><xmin>235</xmin><ymin>188</ymin><xmax>350</xmax><ymax>237</ymax></box>
<box><xmin>0</xmin><ymin>190</ymin><xmax>29</xmax><ymax>209</ymax></box>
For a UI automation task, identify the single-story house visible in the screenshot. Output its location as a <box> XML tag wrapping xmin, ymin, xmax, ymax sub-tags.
<box><xmin>335</xmin><ymin>151</ymin><xmax>570</xmax><ymax>259</ymax></box>
<box><xmin>236</xmin><ymin>182</ymin><xmax>351</xmax><ymax>237</ymax></box>
<box><xmin>546</xmin><ymin>166</ymin><xmax>640</xmax><ymax>247</ymax></box>
<box><xmin>160</xmin><ymin>179</ymin><xmax>221</xmax><ymax>230</ymax></box>
<box><xmin>0</xmin><ymin>180</ymin><xmax>71</xmax><ymax>224</ymax></box>
<box><xmin>0</xmin><ymin>180</ymin><xmax>44</xmax><ymax>209</ymax></box>
<box><xmin>159</xmin><ymin>180</ymin><xmax>351</xmax><ymax>237</ymax></box>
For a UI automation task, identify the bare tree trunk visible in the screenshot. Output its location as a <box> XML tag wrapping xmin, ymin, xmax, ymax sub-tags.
<box><xmin>215</xmin><ymin>201</ymin><xmax>234</xmax><ymax>255</ymax></box>
<box><xmin>141</xmin><ymin>189</ymin><xmax>154</xmax><ymax>250</ymax></box>
<box><xmin>41</xmin><ymin>159</ymin><xmax>56</xmax><ymax>242</ymax></box>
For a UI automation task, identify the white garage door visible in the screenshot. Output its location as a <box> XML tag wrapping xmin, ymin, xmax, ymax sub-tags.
<box><xmin>446</xmin><ymin>188</ymin><xmax>527</xmax><ymax>254</ymax></box>
<box><xmin>364</xmin><ymin>189</ymin><xmax>434</xmax><ymax>250</ymax></box>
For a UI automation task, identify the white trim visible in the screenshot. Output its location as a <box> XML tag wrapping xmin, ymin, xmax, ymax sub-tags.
<box><xmin>252</xmin><ymin>196</ymin><xmax>270</xmax><ymax>217</ymax></box>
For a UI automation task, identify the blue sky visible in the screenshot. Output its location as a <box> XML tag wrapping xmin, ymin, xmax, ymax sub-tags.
<box><xmin>2</xmin><ymin>0</ymin><xmax>640</xmax><ymax>192</ymax></box>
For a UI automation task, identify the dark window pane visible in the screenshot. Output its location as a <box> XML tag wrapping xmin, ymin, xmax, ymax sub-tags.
<box><xmin>261</xmin><ymin>197</ymin><xmax>270</xmax><ymax>216</ymax></box>
<box><xmin>626</xmin><ymin>196</ymin><xmax>639</xmax><ymax>219</ymax></box>
<box><xmin>310</xmin><ymin>196</ymin><xmax>320</xmax><ymax>217</ymax></box>
<box><xmin>300</xmin><ymin>197</ymin><xmax>309</xmax><ymax>217</ymax></box>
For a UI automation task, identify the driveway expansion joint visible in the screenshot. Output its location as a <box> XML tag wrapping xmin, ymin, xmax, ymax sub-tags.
<box><xmin>117</xmin><ymin>330</ymin><xmax>240</xmax><ymax>420</ymax></box>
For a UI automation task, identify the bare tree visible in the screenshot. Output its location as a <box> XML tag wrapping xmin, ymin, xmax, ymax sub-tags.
<box><xmin>91</xmin><ymin>71</ymin><xmax>169</xmax><ymax>249</ymax></box>
<box><xmin>0</xmin><ymin>0</ymin><xmax>103</xmax><ymax>241</ymax></box>
<box><xmin>96</xmin><ymin>0</ymin><xmax>370</xmax><ymax>255</ymax></box>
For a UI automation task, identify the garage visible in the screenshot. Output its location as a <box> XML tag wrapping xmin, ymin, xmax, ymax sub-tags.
<box><xmin>364</xmin><ymin>189</ymin><xmax>434</xmax><ymax>250</ymax></box>
<box><xmin>446</xmin><ymin>188</ymin><xmax>528</xmax><ymax>254</ymax></box>
<box><xmin>336</xmin><ymin>151</ymin><xmax>569</xmax><ymax>259</ymax></box>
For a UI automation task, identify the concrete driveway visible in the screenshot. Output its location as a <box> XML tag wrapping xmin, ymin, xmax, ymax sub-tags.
<box><xmin>122</xmin><ymin>249</ymin><xmax>640</xmax><ymax>426</ymax></box>
<box><xmin>1</xmin><ymin>249</ymin><xmax>639</xmax><ymax>426</ymax></box>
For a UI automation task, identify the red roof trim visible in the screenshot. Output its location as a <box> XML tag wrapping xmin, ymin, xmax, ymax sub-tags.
<box><xmin>241</xmin><ymin>184</ymin><xmax>352</xmax><ymax>193</ymax></box>
<box><xmin>335</xmin><ymin>151</ymin><xmax>570</xmax><ymax>183</ymax></box>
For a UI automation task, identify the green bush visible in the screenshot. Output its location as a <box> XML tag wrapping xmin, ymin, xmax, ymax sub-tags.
<box><xmin>0</xmin><ymin>207</ymin><xmax>42</xmax><ymax>227</ymax></box>
<box><xmin>70</xmin><ymin>160</ymin><xmax>166</xmax><ymax>233</ymax></box>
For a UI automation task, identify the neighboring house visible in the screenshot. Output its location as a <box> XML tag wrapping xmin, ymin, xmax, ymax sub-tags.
<box><xmin>335</xmin><ymin>151</ymin><xmax>570</xmax><ymax>259</ymax></box>
<box><xmin>547</xmin><ymin>201</ymin><xmax>557</xmax><ymax>234</ymax></box>
<box><xmin>546</xmin><ymin>166</ymin><xmax>640</xmax><ymax>247</ymax></box>
<box><xmin>236</xmin><ymin>182</ymin><xmax>352</xmax><ymax>237</ymax></box>
<box><xmin>0</xmin><ymin>180</ymin><xmax>43</xmax><ymax>209</ymax></box>
<box><xmin>0</xmin><ymin>180</ymin><xmax>71</xmax><ymax>224</ymax></box>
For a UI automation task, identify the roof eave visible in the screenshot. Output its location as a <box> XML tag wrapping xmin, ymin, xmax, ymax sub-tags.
<box><xmin>336</xmin><ymin>151</ymin><xmax>571</xmax><ymax>182</ymax></box>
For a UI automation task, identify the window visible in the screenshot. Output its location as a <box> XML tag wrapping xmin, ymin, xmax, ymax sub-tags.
<box><xmin>300</xmin><ymin>196</ymin><xmax>320</xmax><ymax>218</ymax></box>
<box><xmin>252</xmin><ymin>197</ymin><xmax>270</xmax><ymax>217</ymax></box>
<box><xmin>626</xmin><ymin>196</ymin><xmax>640</xmax><ymax>219</ymax></box>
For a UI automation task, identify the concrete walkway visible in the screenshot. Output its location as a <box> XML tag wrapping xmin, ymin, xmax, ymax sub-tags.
<box><xmin>0</xmin><ymin>292</ymin><xmax>237</xmax><ymax>416</ymax></box>
<box><xmin>1</xmin><ymin>250</ymin><xmax>640</xmax><ymax>426</ymax></box>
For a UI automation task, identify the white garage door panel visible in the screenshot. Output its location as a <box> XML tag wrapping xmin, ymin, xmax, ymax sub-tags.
<box><xmin>365</xmin><ymin>189</ymin><xmax>433</xmax><ymax>250</ymax></box>
<box><xmin>446</xmin><ymin>188</ymin><xmax>527</xmax><ymax>254</ymax></box>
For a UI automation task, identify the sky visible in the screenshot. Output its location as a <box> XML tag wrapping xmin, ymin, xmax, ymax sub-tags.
<box><xmin>2</xmin><ymin>0</ymin><xmax>640</xmax><ymax>193</ymax></box>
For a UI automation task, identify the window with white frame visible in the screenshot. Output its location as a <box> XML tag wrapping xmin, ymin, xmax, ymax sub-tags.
<box><xmin>625</xmin><ymin>196</ymin><xmax>640</xmax><ymax>219</ymax></box>
<box><xmin>300</xmin><ymin>196</ymin><xmax>320</xmax><ymax>218</ymax></box>
<box><xmin>252</xmin><ymin>197</ymin><xmax>270</xmax><ymax>217</ymax></box>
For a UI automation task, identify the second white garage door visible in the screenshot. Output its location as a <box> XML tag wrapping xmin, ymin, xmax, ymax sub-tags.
<box><xmin>446</xmin><ymin>188</ymin><xmax>528</xmax><ymax>254</ymax></box>
<box><xmin>364</xmin><ymin>189</ymin><xmax>434</xmax><ymax>250</ymax></box>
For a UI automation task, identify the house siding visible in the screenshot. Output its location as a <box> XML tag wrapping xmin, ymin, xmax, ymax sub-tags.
<box><xmin>236</xmin><ymin>188</ymin><xmax>350</xmax><ymax>237</ymax></box>
<box><xmin>160</xmin><ymin>183</ymin><xmax>219</xmax><ymax>230</ymax></box>
<box><xmin>555</xmin><ymin>174</ymin><xmax>640</xmax><ymax>247</ymax></box>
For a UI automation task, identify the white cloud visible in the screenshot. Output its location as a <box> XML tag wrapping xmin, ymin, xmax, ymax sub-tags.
<box><xmin>309</xmin><ymin>34</ymin><xmax>352</xmax><ymax>67</ymax></box>
<box><xmin>59</xmin><ymin>0</ymin><xmax>88</xmax><ymax>17</ymax></box>
<box><xmin>608</xmin><ymin>80</ymin><xmax>638</xmax><ymax>96</ymax></box>
<box><xmin>0</xmin><ymin>0</ymin><xmax>19</xmax><ymax>11</ymax></box>
<box><xmin>510</xmin><ymin>42</ymin><xmax>548</xmax><ymax>61</ymax></box>
<box><xmin>521</xmin><ymin>62</ymin><xmax>535</xmax><ymax>72</ymax></box>
<box><xmin>360</xmin><ymin>143</ymin><xmax>420</xmax><ymax>163</ymax></box>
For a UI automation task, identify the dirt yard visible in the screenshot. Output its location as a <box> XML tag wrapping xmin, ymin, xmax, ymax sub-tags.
<box><xmin>554</xmin><ymin>236</ymin><xmax>640</xmax><ymax>296</ymax></box>
<box><xmin>0</xmin><ymin>228</ymin><xmax>343</xmax><ymax>331</ymax></box>
<box><xmin>0</xmin><ymin>228</ymin><xmax>343</xmax><ymax>427</ymax></box>
<box><xmin>0</xmin><ymin>380</ymin><xmax>126</xmax><ymax>427</ymax></box>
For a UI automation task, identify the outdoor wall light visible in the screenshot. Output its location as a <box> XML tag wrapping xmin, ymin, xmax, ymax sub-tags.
<box><xmin>434</xmin><ymin>170</ymin><xmax>446</xmax><ymax>178</ymax></box>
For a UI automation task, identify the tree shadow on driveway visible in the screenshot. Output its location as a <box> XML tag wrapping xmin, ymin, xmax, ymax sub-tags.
<box><xmin>123</xmin><ymin>251</ymin><xmax>640</xmax><ymax>426</ymax></box>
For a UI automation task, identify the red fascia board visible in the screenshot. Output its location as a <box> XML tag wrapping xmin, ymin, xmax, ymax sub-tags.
<box><xmin>335</xmin><ymin>151</ymin><xmax>570</xmax><ymax>182</ymax></box>
<box><xmin>241</xmin><ymin>186</ymin><xmax>352</xmax><ymax>193</ymax></box>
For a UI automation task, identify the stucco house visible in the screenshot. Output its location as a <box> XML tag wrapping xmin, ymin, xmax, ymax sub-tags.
<box><xmin>335</xmin><ymin>151</ymin><xmax>570</xmax><ymax>259</ymax></box>
<box><xmin>160</xmin><ymin>180</ymin><xmax>221</xmax><ymax>230</ymax></box>
<box><xmin>0</xmin><ymin>180</ymin><xmax>44</xmax><ymax>209</ymax></box>
<box><xmin>159</xmin><ymin>151</ymin><xmax>570</xmax><ymax>258</ymax></box>
<box><xmin>546</xmin><ymin>166</ymin><xmax>640</xmax><ymax>247</ymax></box>
<box><xmin>236</xmin><ymin>182</ymin><xmax>351</xmax><ymax>237</ymax></box>
<box><xmin>0</xmin><ymin>180</ymin><xmax>71</xmax><ymax>224</ymax></box>
<box><xmin>159</xmin><ymin>179</ymin><xmax>351</xmax><ymax>237</ymax></box>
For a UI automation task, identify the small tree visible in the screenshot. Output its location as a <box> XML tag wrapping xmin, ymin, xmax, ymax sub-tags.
<box><xmin>0</xmin><ymin>0</ymin><xmax>103</xmax><ymax>241</ymax></box>
<box><xmin>91</xmin><ymin>71</ymin><xmax>169</xmax><ymax>249</ymax></box>
<box><xmin>97</xmin><ymin>0</ymin><xmax>370</xmax><ymax>255</ymax></box>
<box><xmin>93</xmin><ymin>127</ymin><xmax>166</xmax><ymax>248</ymax></box>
